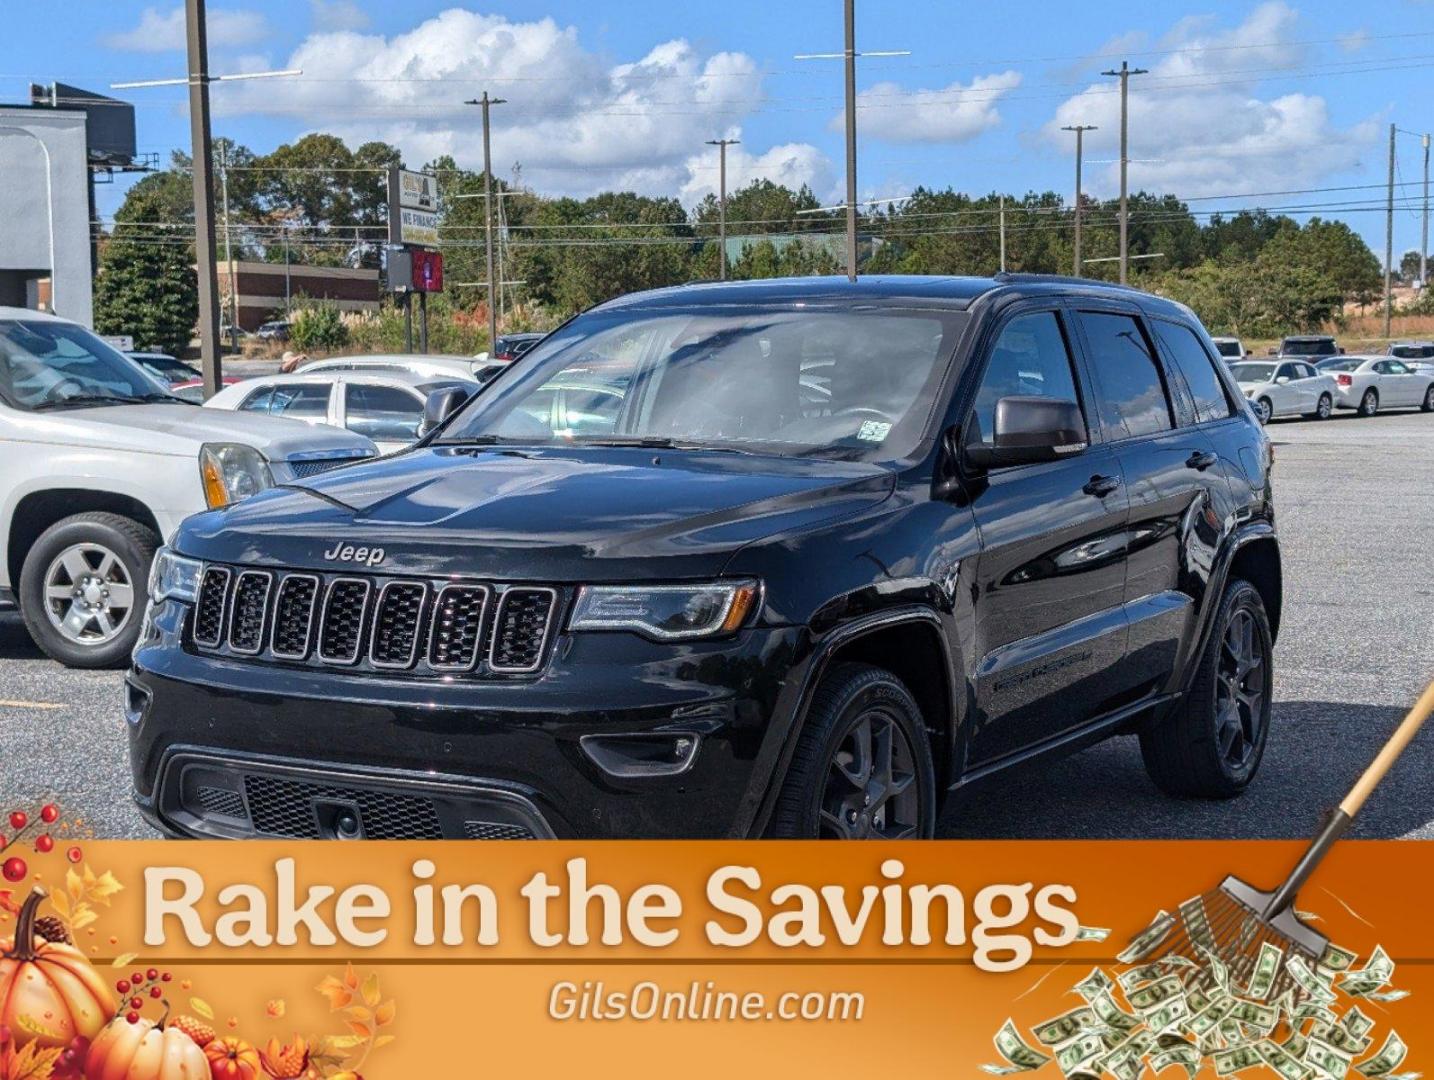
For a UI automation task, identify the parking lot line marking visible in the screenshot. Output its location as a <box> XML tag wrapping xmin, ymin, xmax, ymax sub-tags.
<box><xmin>0</xmin><ymin>699</ymin><xmax>64</xmax><ymax>710</ymax></box>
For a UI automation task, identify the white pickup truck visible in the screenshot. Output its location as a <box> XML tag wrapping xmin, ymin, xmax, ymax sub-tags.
<box><xmin>0</xmin><ymin>307</ymin><xmax>377</xmax><ymax>668</ymax></box>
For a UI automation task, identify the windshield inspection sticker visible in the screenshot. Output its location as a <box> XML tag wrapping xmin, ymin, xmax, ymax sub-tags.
<box><xmin>857</xmin><ymin>420</ymin><xmax>892</xmax><ymax>442</ymax></box>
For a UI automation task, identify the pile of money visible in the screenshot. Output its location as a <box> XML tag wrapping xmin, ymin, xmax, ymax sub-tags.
<box><xmin>983</xmin><ymin>904</ymin><xmax>1414</xmax><ymax>1080</ymax></box>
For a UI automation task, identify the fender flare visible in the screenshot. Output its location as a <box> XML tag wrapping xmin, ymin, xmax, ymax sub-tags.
<box><xmin>738</xmin><ymin>605</ymin><xmax>961</xmax><ymax>837</ymax></box>
<box><xmin>1177</xmin><ymin>520</ymin><xmax>1280</xmax><ymax>696</ymax></box>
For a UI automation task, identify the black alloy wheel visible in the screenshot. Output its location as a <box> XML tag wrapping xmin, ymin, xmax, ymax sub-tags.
<box><xmin>1214</xmin><ymin>605</ymin><xmax>1267</xmax><ymax>770</ymax></box>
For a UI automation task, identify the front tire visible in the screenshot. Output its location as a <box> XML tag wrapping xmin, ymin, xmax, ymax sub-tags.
<box><xmin>1254</xmin><ymin>397</ymin><xmax>1273</xmax><ymax>425</ymax></box>
<box><xmin>1139</xmin><ymin>578</ymin><xmax>1273</xmax><ymax>799</ymax></box>
<box><xmin>1422</xmin><ymin>385</ymin><xmax>1434</xmax><ymax>413</ymax></box>
<box><xmin>18</xmin><ymin>512</ymin><xmax>158</xmax><ymax>669</ymax></box>
<box><xmin>768</xmin><ymin>663</ymin><xmax>936</xmax><ymax>839</ymax></box>
<box><xmin>1306</xmin><ymin>393</ymin><xmax>1333</xmax><ymax>420</ymax></box>
<box><xmin>1358</xmin><ymin>388</ymin><xmax>1379</xmax><ymax>417</ymax></box>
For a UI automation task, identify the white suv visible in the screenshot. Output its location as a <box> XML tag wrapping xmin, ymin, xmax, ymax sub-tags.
<box><xmin>0</xmin><ymin>308</ymin><xmax>377</xmax><ymax>668</ymax></box>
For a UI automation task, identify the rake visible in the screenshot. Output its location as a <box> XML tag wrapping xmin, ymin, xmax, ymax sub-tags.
<box><xmin>1143</xmin><ymin>680</ymin><xmax>1434</xmax><ymax>1002</ymax></box>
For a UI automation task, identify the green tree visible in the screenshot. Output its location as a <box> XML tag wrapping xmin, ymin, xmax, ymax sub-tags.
<box><xmin>93</xmin><ymin>186</ymin><xmax>198</xmax><ymax>355</ymax></box>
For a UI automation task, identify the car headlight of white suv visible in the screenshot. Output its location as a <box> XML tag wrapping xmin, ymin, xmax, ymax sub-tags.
<box><xmin>199</xmin><ymin>443</ymin><xmax>274</xmax><ymax>508</ymax></box>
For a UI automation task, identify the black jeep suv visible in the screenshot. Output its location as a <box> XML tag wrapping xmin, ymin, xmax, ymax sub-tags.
<box><xmin>128</xmin><ymin>275</ymin><xmax>1280</xmax><ymax>840</ymax></box>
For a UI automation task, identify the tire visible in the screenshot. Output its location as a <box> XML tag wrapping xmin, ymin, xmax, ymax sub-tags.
<box><xmin>1139</xmin><ymin>578</ymin><xmax>1273</xmax><ymax>799</ymax></box>
<box><xmin>1357</xmin><ymin>388</ymin><xmax>1378</xmax><ymax>417</ymax></box>
<box><xmin>1422</xmin><ymin>385</ymin><xmax>1434</xmax><ymax>413</ymax></box>
<box><xmin>768</xmin><ymin>662</ymin><xmax>936</xmax><ymax>839</ymax></box>
<box><xmin>1254</xmin><ymin>397</ymin><xmax>1273</xmax><ymax>425</ymax></box>
<box><xmin>18</xmin><ymin>512</ymin><xmax>158</xmax><ymax>669</ymax></box>
<box><xmin>1306</xmin><ymin>393</ymin><xmax>1333</xmax><ymax>420</ymax></box>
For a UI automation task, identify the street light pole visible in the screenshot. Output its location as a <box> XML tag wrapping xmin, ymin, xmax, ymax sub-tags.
<box><xmin>1386</xmin><ymin>122</ymin><xmax>1396</xmax><ymax>340</ymax></box>
<box><xmin>842</xmin><ymin>0</ymin><xmax>858</xmax><ymax>282</ymax></box>
<box><xmin>705</xmin><ymin>138</ymin><xmax>739</xmax><ymax>280</ymax></box>
<box><xmin>465</xmin><ymin>92</ymin><xmax>506</xmax><ymax>354</ymax></box>
<box><xmin>1101</xmin><ymin>61</ymin><xmax>1147</xmax><ymax>285</ymax></box>
<box><xmin>184</xmin><ymin>0</ymin><xmax>222</xmax><ymax>397</ymax></box>
<box><xmin>1422</xmin><ymin>133</ymin><xmax>1430</xmax><ymax>290</ymax></box>
<box><xmin>1062</xmin><ymin>124</ymin><xmax>1097</xmax><ymax>276</ymax></box>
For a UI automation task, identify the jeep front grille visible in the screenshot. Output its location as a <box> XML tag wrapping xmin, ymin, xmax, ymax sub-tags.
<box><xmin>189</xmin><ymin>564</ymin><xmax>559</xmax><ymax>678</ymax></box>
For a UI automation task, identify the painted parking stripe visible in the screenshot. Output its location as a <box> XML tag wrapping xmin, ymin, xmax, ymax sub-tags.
<box><xmin>0</xmin><ymin>699</ymin><xmax>64</xmax><ymax>710</ymax></box>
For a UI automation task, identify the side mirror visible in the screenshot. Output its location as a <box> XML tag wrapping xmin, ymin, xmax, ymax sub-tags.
<box><xmin>964</xmin><ymin>396</ymin><xmax>1088</xmax><ymax>470</ymax></box>
<box><xmin>418</xmin><ymin>386</ymin><xmax>473</xmax><ymax>438</ymax></box>
<box><xmin>1275</xmin><ymin>375</ymin><xmax>1290</xmax><ymax>384</ymax></box>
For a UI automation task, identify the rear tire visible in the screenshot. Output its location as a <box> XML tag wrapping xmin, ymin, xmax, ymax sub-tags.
<box><xmin>768</xmin><ymin>663</ymin><xmax>936</xmax><ymax>839</ymax></box>
<box><xmin>1139</xmin><ymin>578</ymin><xmax>1273</xmax><ymax>799</ymax></box>
<box><xmin>18</xmin><ymin>512</ymin><xmax>158</xmax><ymax>669</ymax></box>
<box><xmin>1358</xmin><ymin>388</ymin><xmax>1379</xmax><ymax>417</ymax></box>
<box><xmin>1306</xmin><ymin>393</ymin><xmax>1333</xmax><ymax>420</ymax></box>
<box><xmin>1254</xmin><ymin>397</ymin><xmax>1273</xmax><ymax>425</ymax></box>
<box><xmin>1422</xmin><ymin>385</ymin><xmax>1434</xmax><ymax>413</ymax></box>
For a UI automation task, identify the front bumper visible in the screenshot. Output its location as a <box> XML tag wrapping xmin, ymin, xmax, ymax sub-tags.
<box><xmin>128</xmin><ymin>600</ymin><xmax>802</xmax><ymax>839</ymax></box>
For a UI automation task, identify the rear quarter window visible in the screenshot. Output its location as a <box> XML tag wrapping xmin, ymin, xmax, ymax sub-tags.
<box><xmin>1153</xmin><ymin>320</ymin><xmax>1234</xmax><ymax>425</ymax></box>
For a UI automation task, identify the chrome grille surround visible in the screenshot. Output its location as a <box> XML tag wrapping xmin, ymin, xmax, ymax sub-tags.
<box><xmin>189</xmin><ymin>564</ymin><xmax>558</xmax><ymax>678</ymax></box>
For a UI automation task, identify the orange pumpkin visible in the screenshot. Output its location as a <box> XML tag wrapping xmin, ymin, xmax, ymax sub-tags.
<box><xmin>85</xmin><ymin>1014</ymin><xmax>209</xmax><ymax>1080</ymax></box>
<box><xmin>0</xmin><ymin>888</ymin><xmax>115</xmax><ymax>1050</ymax></box>
<box><xmin>204</xmin><ymin>1036</ymin><xmax>263</xmax><ymax>1080</ymax></box>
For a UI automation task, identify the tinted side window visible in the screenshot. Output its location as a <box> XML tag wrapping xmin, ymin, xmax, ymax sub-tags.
<box><xmin>968</xmin><ymin>311</ymin><xmax>1083</xmax><ymax>447</ymax></box>
<box><xmin>1080</xmin><ymin>313</ymin><xmax>1173</xmax><ymax>439</ymax></box>
<box><xmin>345</xmin><ymin>384</ymin><xmax>422</xmax><ymax>441</ymax></box>
<box><xmin>269</xmin><ymin>384</ymin><xmax>330</xmax><ymax>420</ymax></box>
<box><xmin>239</xmin><ymin>386</ymin><xmax>275</xmax><ymax>413</ymax></box>
<box><xmin>1154</xmin><ymin>321</ymin><xmax>1232</xmax><ymax>425</ymax></box>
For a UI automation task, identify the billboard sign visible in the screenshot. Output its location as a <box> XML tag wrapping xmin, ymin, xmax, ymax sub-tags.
<box><xmin>410</xmin><ymin>249</ymin><xmax>444</xmax><ymax>293</ymax></box>
<box><xmin>388</xmin><ymin>168</ymin><xmax>441</xmax><ymax>247</ymax></box>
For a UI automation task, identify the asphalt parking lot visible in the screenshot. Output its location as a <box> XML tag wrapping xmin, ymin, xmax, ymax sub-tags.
<box><xmin>2</xmin><ymin>409</ymin><xmax>1431</xmax><ymax>840</ymax></box>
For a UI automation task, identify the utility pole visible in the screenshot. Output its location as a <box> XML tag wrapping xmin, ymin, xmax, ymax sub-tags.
<box><xmin>998</xmin><ymin>195</ymin><xmax>1007</xmax><ymax>272</ymax></box>
<box><xmin>706</xmin><ymin>138</ymin><xmax>739</xmax><ymax>279</ymax></box>
<box><xmin>1386</xmin><ymin>122</ymin><xmax>1396</xmax><ymax>339</ymax></box>
<box><xmin>465</xmin><ymin>92</ymin><xmax>506</xmax><ymax>354</ymax></box>
<box><xmin>1101</xmin><ymin>61</ymin><xmax>1147</xmax><ymax>284</ymax></box>
<box><xmin>1422</xmin><ymin>133</ymin><xmax>1430</xmax><ymax>290</ymax></box>
<box><xmin>218</xmin><ymin>139</ymin><xmax>235</xmax><ymax>351</ymax></box>
<box><xmin>184</xmin><ymin>0</ymin><xmax>222</xmax><ymax>397</ymax></box>
<box><xmin>1062</xmin><ymin>124</ymin><xmax>1097</xmax><ymax>276</ymax></box>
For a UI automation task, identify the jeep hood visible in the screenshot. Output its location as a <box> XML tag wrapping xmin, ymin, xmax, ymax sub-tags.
<box><xmin>21</xmin><ymin>403</ymin><xmax>376</xmax><ymax>460</ymax></box>
<box><xmin>175</xmin><ymin>444</ymin><xmax>896</xmax><ymax>581</ymax></box>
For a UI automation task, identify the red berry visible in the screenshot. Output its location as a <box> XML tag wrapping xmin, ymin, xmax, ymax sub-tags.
<box><xmin>126</xmin><ymin>1012</ymin><xmax>139</xmax><ymax>1025</ymax></box>
<box><xmin>35</xmin><ymin>835</ymin><xmax>54</xmax><ymax>853</ymax></box>
<box><xmin>40</xmin><ymin>804</ymin><xmax>59</xmax><ymax>824</ymax></box>
<box><xmin>1</xmin><ymin>857</ymin><xmax>26</xmax><ymax>882</ymax></box>
<box><xmin>129</xmin><ymin>997</ymin><xmax>143</xmax><ymax>1010</ymax></box>
<box><xmin>8</xmin><ymin>811</ymin><xmax>26</xmax><ymax>831</ymax></box>
<box><xmin>116</xmin><ymin>980</ymin><xmax>130</xmax><ymax>994</ymax></box>
<box><xmin>146</xmin><ymin>968</ymin><xmax>159</xmax><ymax>981</ymax></box>
<box><xmin>0</xmin><ymin>834</ymin><xmax>7</xmax><ymax>849</ymax></box>
<box><xmin>131</xmin><ymin>972</ymin><xmax>143</xmax><ymax>985</ymax></box>
<box><xmin>150</xmin><ymin>986</ymin><xmax>162</xmax><ymax>999</ymax></box>
<box><xmin>66</xmin><ymin>846</ymin><xmax>82</xmax><ymax>864</ymax></box>
<box><xmin>161</xmin><ymin>972</ymin><xmax>172</xmax><ymax>982</ymax></box>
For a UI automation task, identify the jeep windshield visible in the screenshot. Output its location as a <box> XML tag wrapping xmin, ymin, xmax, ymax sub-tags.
<box><xmin>440</xmin><ymin>304</ymin><xmax>967</xmax><ymax>462</ymax></box>
<box><xmin>0</xmin><ymin>318</ymin><xmax>179</xmax><ymax>411</ymax></box>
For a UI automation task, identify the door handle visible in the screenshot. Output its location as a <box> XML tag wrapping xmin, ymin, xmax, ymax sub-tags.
<box><xmin>1186</xmin><ymin>450</ymin><xmax>1218</xmax><ymax>471</ymax></box>
<box><xmin>1082</xmin><ymin>474</ymin><xmax>1121</xmax><ymax>498</ymax></box>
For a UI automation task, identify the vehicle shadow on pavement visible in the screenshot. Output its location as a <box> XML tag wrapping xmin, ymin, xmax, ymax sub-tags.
<box><xmin>0</xmin><ymin>614</ymin><xmax>43</xmax><ymax>661</ymax></box>
<box><xmin>938</xmin><ymin>700</ymin><xmax>1433</xmax><ymax>840</ymax></box>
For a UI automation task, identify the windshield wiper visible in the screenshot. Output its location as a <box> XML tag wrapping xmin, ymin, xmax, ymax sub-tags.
<box><xmin>577</xmin><ymin>437</ymin><xmax>758</xmax><ymax>455</ymax></box>
<box><xmin>31</xmin><ymin>394</ymin><xmax>144</xmax><ymax>410</ymax></box>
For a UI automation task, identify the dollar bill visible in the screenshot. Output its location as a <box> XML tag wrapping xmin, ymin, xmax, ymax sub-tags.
<box><xmin>1363</xmin><ymin>989</ymin><xmax>1409</xmax><ymax>1004</ymax></box>
<box><xmin>1341</xmin><ymin>947</ymin><xmax>1394</xmax><ymax>997</ymax></box>
<box><xmin>1214</xmin><ymin>1045</ymin><xmax>1264</xmax><ymax>1076</ymax></box>
<box><xmin>1246</xmin><ymin>941</ymin><xmax>1284</xmax><ymax>1001</ymax></box>
<box><xmin>1320</xmin><ymin>943</ymin><xmax>1358</xmax><ymax>973</ymax></box>
<box><xmin>1307</xmin><ymin>1037</ymin><xmax>1354</xmax><ymax>1079</ymax></box>
<box><xmin>1288</xmin><ymin>955</ymin><xmax>1339</xmax><ymax>1005</ymax></box>
<box><xmin>1033</xmin><ymin>1007</ymin><xmax>1099</xmax><ymax>1047</ymax></box>
<box><xmin>1075</xmin><ymin>925</ymin><xmax>1112</xmax><ymax>942</ymax></box>
<box><xmin>1283</xmin><ymin>1031</ymin><xmax>1310</xmax><ymax>1059</ymax></box>
<box><xmin>1259</xmin><ymin>1038</ymin><xmax>1312</xmax><ymax>1080</ymax></box>
<box><xmin>1151</xmin><ymin>1044</ymin><xmax>1201</xmax><ymax>1078</ymax></box>
<box><xmin>1228</xmin><ymin>999</ymin><xmax>1278</xmax><ymax>1034</ymax></box>
<box><xmin>1188</xmin><ymin>997</ymin><xmax>1237</xmax><ymax>1038</ymax></box>
<box><xmin>1200</xmin><ymin>945</ymin><xmax>1232</xmax><ymax>993</ymax></box>
<box><xmin>1056</xmin><ymin>1033</ymin><xmax>1107</xmax><ymax>1076</ymax></box>
<box><xmin>1295</xmin><ymin>1001</ymin><xmax>1340</xmax><ymax>1028</ymax></box>
<box><xmin>1118</xmin><ymin>911</ymin><xmax>1176</xmax><ymax>965</ymax></box>
<box><xmin>1355</xmin><ymin>1032</ymin><xmax>1407</xmax><ymax>1078</ymax></box>
<box><xmin>1128</xmin><ymin>975</ymin><xmax>1185</xmax><ymax>1014</ymax></box>
<box><xmin>1074</xmin><ymin>968</ymin><xmax>1115</xmax><ymax>1002</ymax></box>
<box><xmin>1120</xmin><ymin>963</ymin><xmax>1171</xmax><ymax>992</ymax></box>
<box><xmin>985</xmin><ymin>1019</ymin><xmax>1053</xmax><ymax>1074</ymax></box>
<box><xmin>1312</xmin><ymin>1021</ymin><xmax>1373</xmax><ymax>1057</ymax></box>
<box><xmin>1146</xmin><ymin>997</ymin><xmax>1191</xmax><ymax>1034</ymax></box>
<box><xmin>1343</xmin><ymin>1008</ymin><xmax>1376</xmax><ymax>1041</ymax></box>
<box><xmin>1091</xmin><ymin>991</ymin><xmax>1141</xmax><ymax>1034</ymax></box>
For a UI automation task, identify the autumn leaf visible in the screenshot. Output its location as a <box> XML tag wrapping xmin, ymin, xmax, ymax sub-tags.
<box><xmin>373</xmin><ymin>1000</ymin><xmax>395</xmax><ymax>1027</ymax></box>
<box><xmin>2</xmin><ymin>1041</ymin><xmax>64</xmax><ymax>1080</ymax></box>
<box><xmin>266</xmin><ymin>999</ymin><xmax>286</xmax><ymax>1019</ymax></box>
<box><xmin>47</xmin><ymin>891</ymin><xmax>69</xmax><ymax>920</ymax></box>
<box><xmin>342</xmin><ymin>1006</ymin><xmax>371</xmax><ymax>1026</ymax></box>
<box><xmin>316</xmin><ymin>975</ymin><xmax>353</xmax><ymax>1011</ymax></box>
<box><xmin>190</xmin><ymin>997</ymin><xmax>215</xmax><ymax>1020</ymax></box>
<box><xmin>111</xmin><ymin>952</ymin><xmax>138</xmax><ymax>968</ymax></box>
<box><xmin>342</xmin><ymin>963</ymin><xmax>359</xmax><ymax>990</ymax></box>
<box><xmin>360</xmin><ymin>973</ymin><xmax>381</xmax><ymax>1008</ymax></box>
<box><xmin>320</xmin><ymin>1035</ymin><xmax>365</xmax><ymax>1053</ymax></box>
<box><xmin>65</xmin><ymin>869</ymin><xmax>83</xmax><ymax>904</ymax></box>
<box><xmin>86</xmin><ymin>869</ymin><xmax>124</xmax><ymax>905</ymax></box>
<box><xmin>70</xmin><ymin>908</ymin><xmax>98</xmax><ymax>931</ymax></box>
<box><xmin>373</xmin><ymin>1034</ymin><xmax>396</xmax><ymax>1049</ymax></box>
<box><xmin>344</xmin><ymin>1020</ymin><xmax>372</xmax><ymax>1040</ymax></box>
<box><xmin>0</xmin><ymin>890</ymin><xmax>19</xmax><ymax>917</ymax></box>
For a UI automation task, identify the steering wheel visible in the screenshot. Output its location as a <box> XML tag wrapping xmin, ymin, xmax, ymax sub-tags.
<box><xmin>833</xmin><ymin>406</ymin><xmax>897</xmax><ymax>424</ymax></box>
<box><xmin>48</xmin><ymin>377</ymin><xmax>87</xmax><ymax>398</ymax></box>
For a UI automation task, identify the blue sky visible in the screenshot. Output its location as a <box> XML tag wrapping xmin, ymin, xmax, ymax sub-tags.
<box><xmin>8</xmin><ymin>0</ymin><xmax>1434</xmax><ymax>260</ymax></box>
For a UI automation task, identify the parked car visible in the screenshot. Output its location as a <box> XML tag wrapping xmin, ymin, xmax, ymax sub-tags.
<box><xmin>169</xmin><ymin>376</ymin><xmax>242</xmax><ymax>403</ymax></box>
<box><xmin>1388</xmin><ymin>341</ymin><xmax>1434</xmax><ymax>375</ymax></box>
<box><xmin>256</xmin><ymin>320</ymin><xmax>291</xmax><ymax>342</ymax></box>
<box><xmin>1315</xmin><ymin>355</ymin><xmax>1434</xmax><ymax>416</ymax></box>
<box><xmin>127</xmin><ymin>352</ymin><xmax>199</xmax><ymax>389</ymax></box>
<box><xmin>1227</xmin><ymin>360</ymin><xmax>1337</xmax><ymax>423</ymax></box>
<box><xmin>1273</xmin><ymin>334</ymin><xmax>1340</xmax><ymax>358</ymax></box>
<box><xmin>0</xmin><ymin>307</ymin><xmax>378</xmax><ymax>668</ymax></box>
<box><xmin>492</xmin><ymin>333</ymin><xmax>545</xmax><ymax>362</ymax></box>
<box><xmin>1211</xmin><ymin>336</ymin><xmax>1247</xmax><ymax>361</ymax></box>
<box><xmin>298</xmin><ymin>353</ymin><xmax>492</xmax><ymax>381</ymax></box>
<box><xmin>131</xmin><ymin>274</ymin><xmax>1282</xmax><ymax>840</ymax></box>
<box><xmin>205</xmin><ymin>369</ymin><xmax>480</xmax><ymax>453</ymax></box>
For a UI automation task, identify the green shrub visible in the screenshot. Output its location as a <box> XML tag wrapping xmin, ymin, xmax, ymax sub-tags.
<box><xmin>289</xmin><ymin>301</ymin><xmax>349</xmax><ymax>351</ymax></box>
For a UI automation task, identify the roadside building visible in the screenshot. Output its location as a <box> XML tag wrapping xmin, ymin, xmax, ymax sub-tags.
<box><xmin>215</xmin><ymin>260</ymin><xmax>381</xmax><ymax>331</ymax></box>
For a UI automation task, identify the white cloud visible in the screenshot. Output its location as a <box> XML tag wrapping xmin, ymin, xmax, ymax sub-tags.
<box><xmin>105</xmin><ymin>5</ymin><xmax>269</xmax><ymax>52</ymax></box>
<box><xmin>1044</xmin><ymin>2</ymin><xmax>1379</xmax><ymax>197</ymax></box>
<box><xmin>678</xmin><ymin>141</ymin><xmax>835</xmax><ymax>204</ymax></box>
<box><xmin>835</xmin><ymin>71</ymin><xmax>1022</xmax><ymax>145</ymax></box>
<box><xmin>310</xmin><ymin>0</ymin><xmax>369</xmax><ymax>33</ymax></box>
<box><xmin>219</xmin><ymin>8</ymin><xmax>831</xmax><ymax>203</ymax></box>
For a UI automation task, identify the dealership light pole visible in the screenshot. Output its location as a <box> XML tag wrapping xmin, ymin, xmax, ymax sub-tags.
<box><xmin>464</xmin><ymin>92</ymin><xmax>506</xmax><ymax>353</ymax></box>
<box><xmin>1423</xmin><ymin>133</ymin><xmax>1430</xmax><ymax>290</ymax></box>
<box><xmin>1386</xmin><ymin>122</ymin><xmax>1396</xmax><ymax>339</ymax></box>
<box><xmin>1062</xmin><ymin>124</ymin><xmax>1097</xmax><ymax>276</ymax></box>
<box><xmin>706</xmin><ymin>138</ymin><xmax>739</xmax><ymax>279</ymax></box>
<box><xmin>797</xmin><ymin>0</ymin><xmax>908</xmax><ymax>282</ymax></box>
<box><xmin>1100</xmin><ymin>61</ymin><xmax>1147</xmax><ymax>285</ymax></box>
